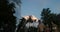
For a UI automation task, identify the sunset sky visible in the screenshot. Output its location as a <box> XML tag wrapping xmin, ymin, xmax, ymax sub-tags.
<box><xmin>15</xmin><ymin>0</ymin><xmax>60</xmax><ymax>19</ymax></box>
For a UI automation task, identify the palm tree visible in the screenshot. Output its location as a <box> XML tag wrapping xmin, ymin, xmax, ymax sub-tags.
<box><xmin>17</xmin><ymin>18</ymin><xmax>26</xmax><ymax>32</ymax></box>
<box><xmin>41</xmin><ymin>8</ymin><xmax>52</xmax><ymax>32</ymax></box>
<box><xmin>0</xmin><ymin>0</ymin><xmax>16</xmax><ymax>32</ymax></box>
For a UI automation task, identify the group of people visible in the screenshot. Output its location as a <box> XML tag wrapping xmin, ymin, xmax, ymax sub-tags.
<box><xmin>17</xmin><ymin>16</ymin><xmax>57</xmax><ymax>32</ymax></box>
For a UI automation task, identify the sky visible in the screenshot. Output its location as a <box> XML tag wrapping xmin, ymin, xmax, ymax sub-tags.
<box><xmin>15</xmin><ymin>0</ymin><xmax>60</xmax><ymax>19</ymax></box>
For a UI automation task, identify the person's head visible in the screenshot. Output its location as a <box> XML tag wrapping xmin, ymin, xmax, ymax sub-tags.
<box><xmin>38</xmin><ymin>20</ymin><xmax>41</xmax><ymax>24</ymax></box>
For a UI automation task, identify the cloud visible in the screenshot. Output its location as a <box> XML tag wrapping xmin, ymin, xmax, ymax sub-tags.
<box><xmin>9</xmin><ymin>0</ymin><xmax>21</xmax><ymax>5</ymax></box>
